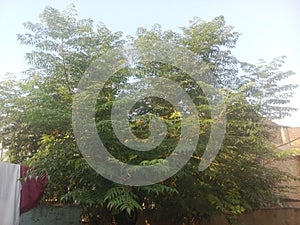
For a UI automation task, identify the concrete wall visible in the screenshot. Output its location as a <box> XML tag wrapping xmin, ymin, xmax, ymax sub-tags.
<box><xmin>270</xmin><ymin>156</ymin><xmax>300</xmax><ymax>207</ymax></box>
<box><xmin>20</xmin><ymin>206</ymin><xmax>82</xmax><ymax>225</ymax></box>
<box><xmin>206</xmin><ymin>208</ymin><xmax>300</xmax><ymax>225</ymax></box>
<box><xmin>136</xmin><ymin>208</ymin><xmax>300</xmax><ymax>225</ymax></box>
<box><xmin>20</xmin><ymin>207</ymin><xmax>300</xmax><ymax>225</ymax></box>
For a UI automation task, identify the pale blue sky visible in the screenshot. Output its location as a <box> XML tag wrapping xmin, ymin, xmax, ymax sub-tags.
<box><xmin>0</xmin><ymin>0</ymin><xmax>299</xmax><ymax>126</ymax></box>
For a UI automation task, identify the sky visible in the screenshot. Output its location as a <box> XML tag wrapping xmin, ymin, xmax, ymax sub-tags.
<box><xmin>0</xmin><ymin>0</ymin><xmax>299</xmax><ymax>126</ymax></box>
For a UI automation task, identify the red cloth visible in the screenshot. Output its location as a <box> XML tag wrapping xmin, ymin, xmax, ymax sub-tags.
<box><xmin>20</xmin><ymin>166</ymin><xmax>48</xmax><ymax>213</ymax></box>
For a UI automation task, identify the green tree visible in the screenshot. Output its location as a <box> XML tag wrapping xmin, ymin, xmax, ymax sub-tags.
<box><xmin>0</xmin><ymin>5</ymin><xmax>296</xmax><ymax>224</ymax></box>
<box><xmin>239</xmin><ymin>57</ymin><xmax>297</xmax><ymax>119</ymax></box>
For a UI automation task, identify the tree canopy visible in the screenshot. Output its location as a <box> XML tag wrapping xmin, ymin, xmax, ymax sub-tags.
<box><xmin>0</xmin><ymin>5</ymin><xmax>297</xmax><ymax>224</ymax></box>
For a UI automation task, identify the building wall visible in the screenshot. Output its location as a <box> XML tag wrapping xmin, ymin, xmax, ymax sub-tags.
<box><xmin>271</xmin><ymin>125</ymin><xmax>300</xmax><ymax>206</ymax></box>
<box><xmin>288</xmin><ymin>127</ymin><xmax>300</xmax><ymax>148</ymax></box>
<box><xmin>136</xmin><ymin>208</ymin><xmax>300</xmax><ymax>225</ymax></box>
<box><xmin>275</xmin><ymin>126</ymin><xmax>300</xmax><ymax>150</ymax></box>
<box><xmin>276</xmin><ymin>156</ymin><xmax>300</xmax><ymax>206</ymax></box>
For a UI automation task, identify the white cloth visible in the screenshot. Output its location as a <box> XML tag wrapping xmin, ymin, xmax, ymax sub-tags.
<box><xmin>0</xmin><ymin>161</ymin><xmax>21</xmax><ymax>225</ymax></box>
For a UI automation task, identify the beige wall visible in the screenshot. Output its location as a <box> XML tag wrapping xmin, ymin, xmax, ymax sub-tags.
<box><xmin>275</xmin><ymin>126</ymin><xmax>300</xmax><ymax>150</ymax></box>
<box><xmin>271</xmin><ymin>156</ymin><xmax>300</xmax><ymax>207</ymax></box>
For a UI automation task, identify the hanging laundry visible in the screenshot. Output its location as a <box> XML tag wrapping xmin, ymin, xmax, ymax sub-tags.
<box><xmin>0</xmin><ymin>161</ymin><xmax>48</xmax><ymax>225</ymax></box>
<box><xmin>0</xmin><ymin>161</ymin><xmax>21</xmax><ymax>225</ymax></box>
<box><xmin>20</xmin><ymin>165</ymin><xmax>48</xmax><ymax>213</ymax></box>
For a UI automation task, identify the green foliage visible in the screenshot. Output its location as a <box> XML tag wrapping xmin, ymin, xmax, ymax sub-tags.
<box><xmin>239</xmin><ymin>56</ymin><xmax>297</xmax><ymax>119</ymax></box>
<box><xmin>0</xmin><ymin>5</ymin><xmax>297</xmax><ymax>224</ymax></box>
<box><xmin>104</xmin><ymin>186</ymin><xmax>141</xmax><ymax>215</ymax></box>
